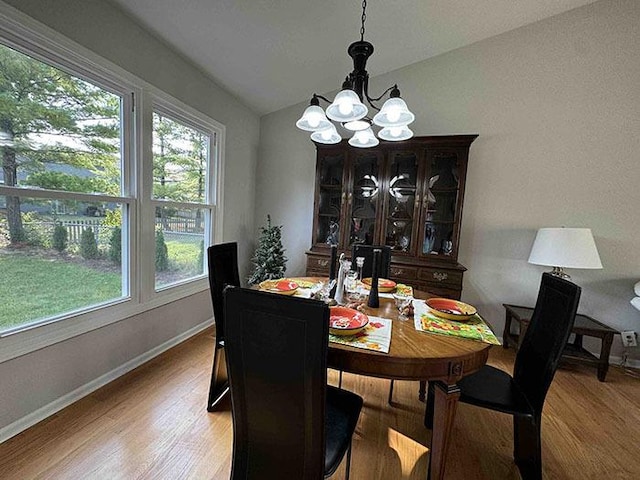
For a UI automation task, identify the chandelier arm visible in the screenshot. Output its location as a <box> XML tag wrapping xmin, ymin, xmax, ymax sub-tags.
<box><xmin>366</xmin><ymin>84</ymin><xmax>397</xmax><ymax>104</ymax></box>
<box><xmin>313</xmin><ymin>94</ymin><xmax>334</xmax><ymax>105</ymax></box>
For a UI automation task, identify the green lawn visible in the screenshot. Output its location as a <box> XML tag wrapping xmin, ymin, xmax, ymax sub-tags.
<box><xmin>0</xmin><ymin>254</ymin><xmax>122</xmax><ymax>331</ymax></box>
<box><xmin>166</xmin><ymin>240</ymin><xmax>201</xmax><ymax>271</ymax></box>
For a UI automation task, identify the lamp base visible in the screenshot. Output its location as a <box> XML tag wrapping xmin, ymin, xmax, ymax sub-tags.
<box><xmin>549</xmin><ymin>266</ymin><xmax>571</xmax><ymax>280</ymax></box>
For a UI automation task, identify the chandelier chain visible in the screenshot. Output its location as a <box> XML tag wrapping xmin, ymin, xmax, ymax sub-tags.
<box><xmin>360</xmin><ymin>0</ymin><xmax>367</xmax><ymax>41</ymax></box>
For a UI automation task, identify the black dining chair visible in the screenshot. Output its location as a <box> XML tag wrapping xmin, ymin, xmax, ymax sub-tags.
<box><xmin>351</xmin><ymin>244</ymin><xmax>391</xmax><ymax>279</ymax></box>
<box><xmin>205</xmin><ymin>242</ymin><xmax>241</xmax><ymax>412</ymax></box>
<box><xmin>224</xmin><ymin>286</ymin><xmax>363</xmax><ymax>480</ymax></box>
<box><xmin>425</xmin><ymin>273</ymin><xmax>581</xmax><ymax>480</ymax></box>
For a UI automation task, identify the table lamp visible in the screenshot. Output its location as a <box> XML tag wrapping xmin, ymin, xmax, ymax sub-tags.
<box><xmin>528</xmin><ymin>227</ymin><xmax>602</xmax><ymax>279</ymax></box>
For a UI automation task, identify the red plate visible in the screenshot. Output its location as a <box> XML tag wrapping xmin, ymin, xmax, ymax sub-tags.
<box><xmin>329</xmin><ymin>306</ymin><xmax>369</xmax><ymax>336</ymax></box>
<box><xmin>426</xmin><ymin>298</ymin><xmax>477</xmax><ymax>321</ymax></box>
<box><xmin>362</xmin><ymin>277</ymin><xmax>397</xmax><ymax>293</ymax></box>
<box><xmin>258</xmin><ymin>279</ymin><xmax>298</xmax><ymax>295</ymax></box>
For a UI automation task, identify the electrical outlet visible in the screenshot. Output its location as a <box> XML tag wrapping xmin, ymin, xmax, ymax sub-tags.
<box><xmin>621</xmin><ymin>330</ymin><xmax>637</xmax><ymax>347</ymax></box>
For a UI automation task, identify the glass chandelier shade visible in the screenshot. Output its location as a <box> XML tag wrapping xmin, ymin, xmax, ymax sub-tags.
<box><xmin>295</xmin><ymin>105</ymin><xmax>332</xmax><ymax>132</ymax></box>
<box><xmin>372</xmin><ymin>97</ymin><xmax>415</xmax><ymax>127</ymax></box>
<box><xmin>348</xmin><ymin>127</ymin><xmax>379</xmax><ymax>148</ymax></box>
<box><xmin>295</xmin><ymin>0</ymin><xmax>415</xmax><ymax>148</ymax></box>
<box><xmin>325</xmin><ymin>89</ymin><xmax>368</xmax><ymax>123</ymax></box>
<box><xmin>343</xmin><ymin>119</ymin><xmax>371</xmax><ymax>131</ymax></box>
<box><xmin>310</xmin><ymin>124</ymin><xmax>341</xmax><ymax>144</ymax></box>
<box><xmin>378</xmin><ymin>125</ymin><xmax>414</xmax><ymax>142</ymax></box>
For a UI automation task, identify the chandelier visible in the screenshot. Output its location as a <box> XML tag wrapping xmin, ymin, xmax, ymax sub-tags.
<box><xmin>296</xmin><ymin>0</ymin><xmax>415</xmax><ymax>148</ymax></box>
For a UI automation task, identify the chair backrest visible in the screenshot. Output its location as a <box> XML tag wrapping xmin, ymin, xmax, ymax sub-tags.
<box><xmin>207</xmin><ymin>242</ymin><xmax>241</xmax><ymax>342</ymax></box>
<box><xmin>224</xmin><ymin>287</ymin><xmax>330</xmax><ymax>480</ymax></box>
<box><xmin>514</xmin><ymin>273</ymin><xmax>581</xmax><ymax>413</ymax></box>
<box><xmin>351</xmin><ymin>244</ymin><xmax>392</xmax><ymax>279</ymax></box>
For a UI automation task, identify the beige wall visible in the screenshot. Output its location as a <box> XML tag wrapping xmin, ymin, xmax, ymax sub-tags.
<box><xmin>0</xmin><ymin>0</ymin><xmax>259</xmax><ymax>434</ymax></box>
<box><xmin>257</xmin><ymin>0</ymin><xmax>640</xmax><ymax>360</ymax></box>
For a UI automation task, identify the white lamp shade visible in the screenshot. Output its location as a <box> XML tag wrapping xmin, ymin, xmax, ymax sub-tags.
<box><xmin>296</xmin><ymin>105</ymin><xmax>332</xmax><ymax>131</ymax></box>
<box><xmin>326</xmin><ymin>89</ymin><xmax>368</xmax><ymax>122</ymax></box>
<box><xmin>378</xmin><ymin>125</ymin><xmax>413</xmax><ymax>142</ymax></box>
<box><xmin>528</xmin><ymin>228</ymin><xmax>603</xmax><ymax>269</ymax></box>
<box><xmin>348</xmin><ymin>127</ymin><xmax>379</xmax><ymax>148</ymax></box>
<box><xmin>373</xmin><ymin>97</ymin><xmax>415</xmax><ymax>127</ymax></box>
<box><xmin>310</xmin><ymin>124</ymin><xmax>341</xmax><ymax>144</ymax></box>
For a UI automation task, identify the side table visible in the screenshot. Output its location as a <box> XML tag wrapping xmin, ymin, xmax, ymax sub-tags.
<box><xmin>502</xmin><ymin>304</ymin><xmax>618</xmax><ymax>382</ymax></box>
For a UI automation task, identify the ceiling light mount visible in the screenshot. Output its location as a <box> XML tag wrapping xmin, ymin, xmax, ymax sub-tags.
<box><xmin>296</xmin><ymin>0</ymin><xmax>414</xmax><ymax>147</ymax></box>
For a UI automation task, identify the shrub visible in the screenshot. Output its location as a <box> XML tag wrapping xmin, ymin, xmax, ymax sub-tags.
<box><xmin>155</xmin><ymin>228</ymin><xmax>169</xmax><ymax>271</ymax></box>
<box><xmin>52</xmin><ymin>224</ymin><xmax>68</xmax><ymax>252</ymax></box>
<box><xmin>80</xmin><ymin>227</ymin><xmax>99</xmax><ymax>259</ymax></box>
<box><xmin>21</xmin><ymin>212</ymin><xmax>46</xmax><ymax>247</ymax></box>
<box><xmin>109</xmin><ymin>226</ymin><xmax>121</xmax><ymax>263</ymax></box>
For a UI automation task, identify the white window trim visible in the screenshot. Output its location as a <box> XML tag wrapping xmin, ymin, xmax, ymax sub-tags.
<box><xmin>0</xmin><ymin>2</ymin><xmax>226</xmax><ymax>364</ymax></box>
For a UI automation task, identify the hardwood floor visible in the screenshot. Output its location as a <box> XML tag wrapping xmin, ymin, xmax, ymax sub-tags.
<box><xmin>1</xmin><ymin>328</ymin><xmax>639</xmax><ymax>479</ymax></box>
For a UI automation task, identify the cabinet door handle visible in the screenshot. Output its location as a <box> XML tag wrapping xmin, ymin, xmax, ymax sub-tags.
<box><xmin>393</xmin><ymin>268</ymin><xmax>405</xmax><ymax>276</ymax></box>
<box><xmin>433</xmin><ymin>272</ymin><xmax>448</xmax><ymax>282</ymax></box>
<box><xmin>341</xmin><ymin>192</ymin><xmax>346</xmax><ymax>204</ymax></box>
<box><xmin>348</xmin><ymin>192</ymin><xmax>352</xmax><ymax>204</ymax></box>
<box><xmin>414</xmin><ymin>194</ymin><xmax>420</xmax><ymax>213</ymax></box>
<box><xmin>319</xmin><ymin>259</ymin><xmax>329</xmax><ymax>267</ymax></box>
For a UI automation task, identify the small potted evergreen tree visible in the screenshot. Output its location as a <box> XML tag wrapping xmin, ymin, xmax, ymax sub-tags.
<box><xmin>248</xmin><ymin>215</ymin><xmax>287</xmax><ymax>285</ymax></box>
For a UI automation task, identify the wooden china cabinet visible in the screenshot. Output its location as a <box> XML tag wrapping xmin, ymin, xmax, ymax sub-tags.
<box><xmin>305</xmin><ymin>135</ymin><xmax>477</xmax><ymax>299</ymax></box>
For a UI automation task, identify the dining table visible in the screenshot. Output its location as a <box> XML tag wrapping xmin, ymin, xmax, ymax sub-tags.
<box><xmin>262</xmin><ymin>277</ymin><xmax>494</xmax><ymax>480</ymax></box>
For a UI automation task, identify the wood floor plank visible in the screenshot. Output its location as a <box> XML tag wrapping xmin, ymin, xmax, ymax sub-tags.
<box><xmin>1</xmin><ymin>328</ymin><xmax>639</xmax><ymax>479</ymax></box>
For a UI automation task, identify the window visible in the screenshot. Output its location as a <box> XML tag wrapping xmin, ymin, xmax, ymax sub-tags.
<box><xmin>151</xmin><ymin>110</ymin><xmax>216</xmax><ymax>290</ymax></box>
<box><xmin>0</xmin><ymin>42</ymin><xmax>131</xmax><ymax>332</ymax></box>
<box><xmin>0</xmin><ymin>18</ymin><xmax>224</xmax><ymax>344</ymax></box>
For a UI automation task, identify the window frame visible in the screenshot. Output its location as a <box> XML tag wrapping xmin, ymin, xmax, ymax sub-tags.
<box><xmin>0</xmin><ymin>3</ymin><xmax>225</xmax><ymax>363</ymax></box>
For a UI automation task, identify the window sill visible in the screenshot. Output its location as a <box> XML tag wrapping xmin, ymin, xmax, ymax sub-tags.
<box><xmin>0</xmin><ymin>278</ymin><xmax>210</xmax><ymax>364</ymax></box>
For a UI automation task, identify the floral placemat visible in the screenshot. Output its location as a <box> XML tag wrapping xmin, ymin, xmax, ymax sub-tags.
<box><xmin>413</xmin><ymin>300</ymin><xmax>501</xmax><ymax>345</ymax></box>
<box><xmin>329</xmin><ymin>316</ymin><xmax>391</xmax><ymax>353</ymax></box>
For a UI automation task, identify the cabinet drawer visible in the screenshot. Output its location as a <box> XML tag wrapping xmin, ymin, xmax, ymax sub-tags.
<box><xmin>418</xmin><ymin>267</ymin><xmax>463</xmax><ymax>287</ymax></box>
<box><xmin>307</xmin><ymin>255</ymin><xmax>330</xmax><ymax>274</ymax></box>
<box><xmin>389</xmin><ymin>265</ymin><xmax>418</xmax><ymax>280</ymax></box>
<box><xmin>412</xmin><ymin>282</ymin><xmax>461</xmax><ymax>300</ymax></box>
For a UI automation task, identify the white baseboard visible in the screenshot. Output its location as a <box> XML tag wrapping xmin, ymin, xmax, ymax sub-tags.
<box><xmin>609</xmin><ymin>354</ymin><xmax>640</xmax><ymax>370</ymax></box>
<box><xmin>0</xmin><ymin>318</ymin><xmax>213</xmax><ymax>444</ymax></box>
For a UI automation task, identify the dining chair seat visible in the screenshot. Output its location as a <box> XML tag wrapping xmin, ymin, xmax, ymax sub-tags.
<box><xmin>457</xmin><ymin>365</ymin><xmax>533</xmax><ymax>416</ymax></box>
<box><xmin>325</xmin><ymin>386</ymin><xmax>363</xmax><ymax>477</ymax></box>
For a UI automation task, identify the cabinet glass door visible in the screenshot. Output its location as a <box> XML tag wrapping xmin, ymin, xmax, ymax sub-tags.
<box><xmin>384</xmin><ymin>151</ymin><xmax>419</xmax><ymax>253</ymax></box>
<box><xmin>421</xmin><ymin>151</ymin><xmax>460</xmax><ymax>257</ymax></box>
<box><xmin>314</xmin><ymin>152</ymin><xmax>345</xmax><ymax>246</ymax></box>
<box><xmin>347</xmin><ymin>152</ymin><xmax>381</xmax><ymax>248</ymax></box>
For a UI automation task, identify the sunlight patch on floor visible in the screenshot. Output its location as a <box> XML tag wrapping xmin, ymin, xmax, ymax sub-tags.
<box><xmin>387</xmin><ymin>427</ymin><xmax>429</xmax><ymax>477</ymax></box>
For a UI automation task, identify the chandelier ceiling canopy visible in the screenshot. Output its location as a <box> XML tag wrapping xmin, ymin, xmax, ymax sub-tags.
<box><xmin>296</xmin><ymin>0</ymin><xmax>415</xmax><ymax>148</ymax></box>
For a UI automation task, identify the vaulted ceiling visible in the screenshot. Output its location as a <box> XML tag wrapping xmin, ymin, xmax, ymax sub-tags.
<box><xmin>108</xmin><ymin>0</ymin><xmax>598</xmax><ymax>115</ymax></box>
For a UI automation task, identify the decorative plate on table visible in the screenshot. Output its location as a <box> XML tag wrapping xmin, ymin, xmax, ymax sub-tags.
<box><xmin>362</xmin><ymin>277</ymin><xmax>397</xmax><ymax>293</ymax></box>
<box><xmin>258</xmin><ymin>279</ymin><xmax>299</xmax><ymax>296</ymax></box>
<box><xmin>426</xmin><ymin>298</ymin><xmax>477</xmax><ymax>322</ymax></box>
<box><xmin>329</xmin><ymin>306</ymin><xmax>369</xmax><ymax>336</ymax></box>
<box><xmin>290</xmin><ymin>278</ymin><xmax>316</xmax><ymax>289</ymax></box>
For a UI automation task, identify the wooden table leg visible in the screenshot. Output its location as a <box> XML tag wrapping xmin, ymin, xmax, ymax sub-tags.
<box><xmin>598</xmin><ymin>333</ymin><xmax>614</xmax><ymax>382</ymax></box>
<box><xmin>428</xmin><ymin>381</ymin><xmax>460</xmax><ymax>480</ymax></box>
